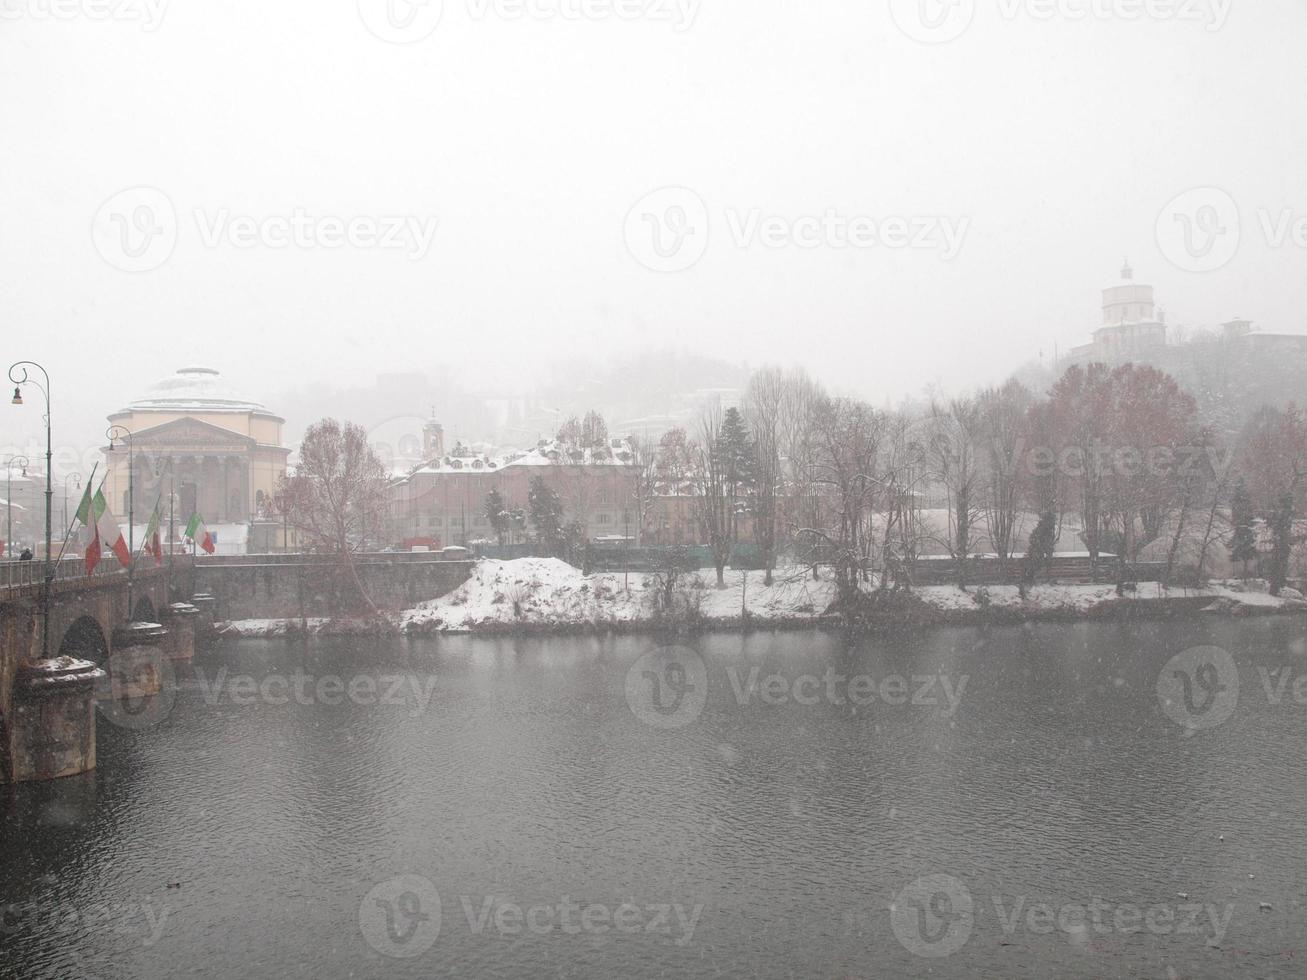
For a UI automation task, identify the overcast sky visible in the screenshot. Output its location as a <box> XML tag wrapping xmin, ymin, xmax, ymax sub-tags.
<box><xmin>3</xmin><ymin>0</ymin><xmax>1306</xmax><ymax>468</ymax></box>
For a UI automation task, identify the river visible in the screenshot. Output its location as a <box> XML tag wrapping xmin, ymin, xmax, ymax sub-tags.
<box><xmin>3</xmin><ymin>619</ymin><xmax>1305</xmax><ymax>978</ymax></box>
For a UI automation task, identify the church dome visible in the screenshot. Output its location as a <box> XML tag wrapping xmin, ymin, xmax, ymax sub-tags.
<box><xmin>124</xmin><ymin>367</ymin><xmax>272</xmax><ymax>415</ymax></box>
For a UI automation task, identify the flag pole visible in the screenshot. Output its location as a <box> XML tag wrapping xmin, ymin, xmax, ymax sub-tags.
<box><xmin>55</xmin><ymin>462</ymin><xmax>98</xmax><ymax>566</ymax></box>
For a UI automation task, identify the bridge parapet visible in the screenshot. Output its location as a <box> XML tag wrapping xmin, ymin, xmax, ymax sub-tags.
<box><xmin>193</xmin><ymin>554</ymin><xmax>473</xmax><ymax>621</ymax></box>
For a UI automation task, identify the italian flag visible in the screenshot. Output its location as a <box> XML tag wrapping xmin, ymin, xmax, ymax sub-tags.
<box><xmin>75</xmin><ymin>482</ymin><xmax>131</xmax><ymax>573</ymax></box>
<box><xmin>185</xmin><ymin>513</ymin><xmax>215</xmax><ymax>554</ymax></box>
<box><xmin>142</xmin><ymin>501</ymin><xmax>163</xmax><ymax>566</ymax></box>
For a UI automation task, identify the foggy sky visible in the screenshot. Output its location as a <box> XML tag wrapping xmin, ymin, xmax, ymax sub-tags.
<box><xmin>3</xmin><ymin>0</ymin><xmax>1305</xmax><ymax>468</ymax></box>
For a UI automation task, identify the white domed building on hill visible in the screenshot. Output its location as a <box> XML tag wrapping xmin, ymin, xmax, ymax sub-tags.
<box><xmin>103</xmin><ymin>367</ymin><xmax>291</xmax><ymax>553</ymax></box>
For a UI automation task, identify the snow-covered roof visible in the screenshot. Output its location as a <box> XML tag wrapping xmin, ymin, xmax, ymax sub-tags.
<box><xmin>119</xmin><ymin>367</ymin><xmax>278</xmax><ymax>417</ymax></box>
<box><xmin>399</xmin><ymin>437</ymin><xmax>636</xmax><ymax>481</ymax></box>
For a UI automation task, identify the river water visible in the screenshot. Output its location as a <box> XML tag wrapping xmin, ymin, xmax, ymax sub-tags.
<box><xmin>3</xmin><ymin>620</ymin><xmax>1306</xmax><ymax>978</ymax></box>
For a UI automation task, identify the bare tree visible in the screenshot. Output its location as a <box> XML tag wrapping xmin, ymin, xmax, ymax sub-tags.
<box><xmin>976</xmin><ymin>381</ymin><xmax>1032</xmax><ymax>565</ymax></box>
<box><xmin>802</xmin><ymin>397</ymin><xmax>887</xmax><ymax>606</ymax></box>
<box><xmin>927</xmin><ymin>397</ymin><xmax>984</xmax><ymax>589</ymax></box>
<box><xmin>745</xmin><ymin>368</ymin><xmax>785</xmax><ymax>585</ymax></box>
<box><xmin>279</xmin><ymin>418</ymin><xmax>388</xmax><ymax>615</ymax></box>
<box><xmin>693</xmin><ymin>408</ymin><xmax>735</xmax><ymax>588</ymax></box>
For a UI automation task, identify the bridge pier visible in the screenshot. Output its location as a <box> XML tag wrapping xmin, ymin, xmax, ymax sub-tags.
<box><xmin>2</xmin><ymin>563</ymin><xmax>186</xmax><ymax>784</ymax></box>
<box><xmin>190</xmin><ymin>594</ymin><xmax>217</xmax><ymax>639</ymax></box>
<box><xmin>164</xmin><ymin>603</ymin><xmax>199</xmax><ymax>662</ymax></box>
<box><xmin>100</xmin><ymin>622</ymin><xmax>169</xmax><ymax>701</ymax></box>
<box><xmin>9</xmin><ymin>657</ymin><xmax>105</xmax><ymax>783</ymax></box>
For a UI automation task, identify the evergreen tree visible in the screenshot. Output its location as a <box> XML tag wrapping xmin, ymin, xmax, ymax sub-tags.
<box><xmin>484</xmin><ymin>488</ymin><xmax>511</xmax><ymax>546</ymax></box>
<box><xmin>1228</xmin><ymin>477</ymin><xmax>1258</xmax><ymax>576</ymax></box>
<box><xmin>716</xmin><ymin>407</ymin><xmax>756</xmax><ymax>494</ymax></box>
<box><xmin>528</xmin><ymin>476</ymin><xmax>566</xmax><ymax>556</ymax></box>
<box><xmin>1270</xmin><ymin>492</ymin><xmax>1294</xmax><ymax>596</ymax></box>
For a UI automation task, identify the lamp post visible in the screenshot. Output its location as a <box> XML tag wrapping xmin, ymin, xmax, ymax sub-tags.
<box><xmin>107</xmin><ymin>424</ymin><xmax>135</xmax><ymax>618</ymax></box>
<box><xmin>61</xmin><ymin>473</ymin><xmax>81</xmax><ymax>536</ymax></box>
<box><xmin>3</xmin><ymin>454</ymin><xmax>29</xmax><ymax>560</ymax></box>
<box><xmin>10</xmin><ymin>361</ymin><xmax>53</xmax><ymax>659</ymax></box>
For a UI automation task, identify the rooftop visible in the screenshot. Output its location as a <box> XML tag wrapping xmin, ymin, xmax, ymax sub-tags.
<box><xmin>119</xmin><ymin>367</ymin><xmax>278</xmax><ymax>417</ymax></box>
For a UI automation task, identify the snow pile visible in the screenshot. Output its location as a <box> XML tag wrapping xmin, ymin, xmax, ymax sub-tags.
<box><xmin>401</xmin><ymin>558</ymin><xmax>840</xmax><ymax>631</ymax></box>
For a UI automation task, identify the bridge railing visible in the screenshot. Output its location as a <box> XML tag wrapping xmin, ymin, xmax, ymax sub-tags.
<box><xmin>0</xmin><ymin>557</ymin><xmax>183</xmax><ymax>595</ymax></box>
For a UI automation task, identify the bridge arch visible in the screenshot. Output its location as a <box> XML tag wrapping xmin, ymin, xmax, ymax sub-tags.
<box><xmin>132</xmin><ymin>596</ymin><xmax>159</xmax><ymax>623</ymax></box>
<box><xmin>58</xmin><ymin>615</ymin><xmax>109</xmax><ymax>665</ymax></box>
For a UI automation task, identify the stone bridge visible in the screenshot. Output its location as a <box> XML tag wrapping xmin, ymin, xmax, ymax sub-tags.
<box><xmin>0</xmin><ymin>559</ymin><xmax>190</xmax><ymax>785</ymax></box>
<box><xmin>1</xmin><ymin>553</ymin><xmax>473</xmax><ymax>784</ymax></box>
<box><xmin>191</xmin><ymin>554</ymin><xmax>473</xmax><ymax>621</ymax></box>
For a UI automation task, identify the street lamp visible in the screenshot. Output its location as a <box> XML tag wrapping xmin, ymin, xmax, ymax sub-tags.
<box><xmin>106</xmin><ymin>424</ymin><xmax>136</xmax><ymax>618</ymax></box>
<box><xmin>3</xmin><ymin>454</ymin><xmax>29</xmax><ymax>560</ymax></box>
<box><xmin>9</xmin><ymin>361</ymin><xmax>54</xmax><ymax>659</ymax></box>
<box><xmin>61</xmin><ymin>474</ymin><xmax>82</xmax><ymax>537</ymax></box>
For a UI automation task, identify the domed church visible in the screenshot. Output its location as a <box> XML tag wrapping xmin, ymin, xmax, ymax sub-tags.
<box><xmin>103</xmin><ymin>367</ymin><xmax>291</xmax><ymax>553</ymax></box>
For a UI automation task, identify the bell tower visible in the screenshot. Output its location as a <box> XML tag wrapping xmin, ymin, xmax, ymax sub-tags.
<box><xmin>422</xmin><ymin>412</ymin><xmax>445</xmax><ymax>460</ymax></box>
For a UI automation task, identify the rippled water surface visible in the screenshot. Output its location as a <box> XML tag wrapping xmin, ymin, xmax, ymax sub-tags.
<box><xmin>3</xmin><ymin>619</ymin><xmax>1306</xmax><ymax>978</ymax></box>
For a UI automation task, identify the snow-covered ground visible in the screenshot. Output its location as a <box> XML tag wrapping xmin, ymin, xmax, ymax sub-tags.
<box><xmin>211</xmin><ymin>559</ymin><xmax>1307</xmax><ymax>636</ymax></box>
<box><xmin>400</xmin><ymin>558</ymin><xmax>837</xmax><ymax>631</ymax></box>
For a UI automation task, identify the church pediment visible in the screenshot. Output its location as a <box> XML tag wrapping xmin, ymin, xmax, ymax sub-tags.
<box><xmin>113</xmin><ymin>417</ymin><xmax>258</xmax><ymax>454</ymax></box>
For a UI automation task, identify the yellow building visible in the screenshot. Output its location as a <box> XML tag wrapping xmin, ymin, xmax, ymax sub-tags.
<box><xmin>104</xmin><ymin>367</ymin><xmax>290</xmax><ymax>553</ymax></box>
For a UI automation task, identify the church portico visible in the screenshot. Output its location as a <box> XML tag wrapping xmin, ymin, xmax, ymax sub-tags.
<box><xmin>104</xmin><ymin>368</ymin><xmax>290</xmax><ymax>554</ymax></box>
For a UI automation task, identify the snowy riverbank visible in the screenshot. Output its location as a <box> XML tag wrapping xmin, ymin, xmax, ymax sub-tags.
<box><xmin>212</xmin><ymin>558</ymin><xmax>1307</xmax><ymax>638</ymax></box>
